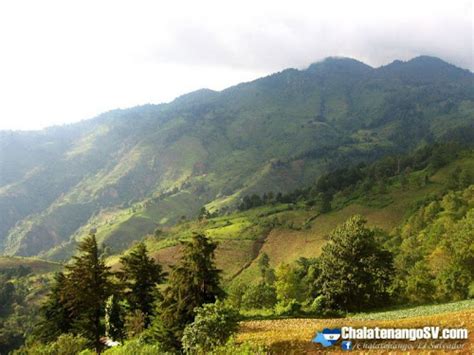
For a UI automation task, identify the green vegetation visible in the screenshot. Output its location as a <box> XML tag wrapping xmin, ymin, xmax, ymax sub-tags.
<box><xmin>17</xmin><ymin>334</ymin><xmax>89</xmax><ymax>355</ymax></box>
<box><xmin>36</xmin><ymin>235</ymin><xmax>113</xmax><ymax>351</ymax></box>
<box><xmin>2</xmin><ymin>144</ymin><xmax>473</xmax><ymax>353</ymax></box>
<box><xmin>0</xmin><ymin>257</ymin><xmax>60</xmax><ymax>354</ymax></box>
<box><xmin>17</xmin><ymin>233</ymin><xmax>240</xmax><ymax>354</ymax></box>
<box><xmin>28</xmin><ymin>236</ymin><xmax>166</xmax><ymax>352</ymax></box>
<box><xmin>105</xmin><ymin>143</ymin><xmax>473</xmax><ymax>290</ymax></box>
<box><xmin>181</xmin><ymin>301</ymin><xmax>239</xmax><ymax>353</ymax></box>
<box><xmin>391</xmin><ymin>185</ymin><xmax>474</xmax><ymax>303</ymax></box>
<box><xmin>147</xmin><ymin>234</ymin><xmax>224</xmax><ymax>351</ymax></box>
<box><xmin>118</xmin><ymin>243</ymin><xmax>165</xmax><ymax>326</ymax></box>
<box><xmin>105</xmin><ymin>295</ymin><xmax>125</xmax><ymax>342</ymax></box>
<box><xmin>318</xmin><ymin>216</ymin><xmax>393</xmax><ymax>311</ymax></box>
<box><xmin>35</xmin><ymin>272</ymin><xmax>73</xmax><ymax>343</ymax></box>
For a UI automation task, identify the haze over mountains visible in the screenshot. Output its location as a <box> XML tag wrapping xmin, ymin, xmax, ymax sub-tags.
<box><xmin>0</xmin><ymin>56</ymin><xmax>473</xmax><ymax>259</ymax></box>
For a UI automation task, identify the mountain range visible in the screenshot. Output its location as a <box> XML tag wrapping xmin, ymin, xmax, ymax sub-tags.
<box><xmin>0</xmin><ymin>55</ymin><xmax>473</xmax><ymax>259</ymax></box>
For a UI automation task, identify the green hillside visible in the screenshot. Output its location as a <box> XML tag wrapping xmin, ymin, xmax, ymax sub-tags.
<box><xmin>1</xmin><ymin>144</ymin><xmax>472</xmax><ymax>354</ymax></box>
<box><xmin>1</xmin><ymin>56</ymin><xmax>473</xmax><ymax>259</ymax></box>
<box><xmin>0</xmin><ymin>257</ymin><xmax>61</xmax><ymax>354</ymax></box>
<box><xmin>107</xmin><ymin>146</ymin><xmax>474</xmax><ymax>291</ymax></box>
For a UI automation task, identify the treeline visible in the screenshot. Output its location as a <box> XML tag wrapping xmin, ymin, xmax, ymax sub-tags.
<box><xmin>238</xmin><ymin>142</ymin><xmax>471</xmax><ymax>212</ymax></box>
<box><xmin>22</xmin><ymin>234</ymin><xmax>239</xmax><ymax>354</ymax></box>
<box><xmin>0</xmin><ymin>267</ymin><xmax>37</xmax><ymax>354</ymax></box>
<box><xmin>17</xmin><ymin>217</ymin><xmax>403</xmax><ymax>354</ymax></box>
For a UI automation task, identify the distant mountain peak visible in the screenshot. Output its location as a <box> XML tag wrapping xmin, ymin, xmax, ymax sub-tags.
<box><xmin>382</xmin><ymin>55</ymin><xmax>467</xmax><ymax>70</ymax></box>
<box><xmin>306</xmin><ymin>57</ymin><xmax>373</xmax><ymax>74</ymax></box>
<box><xmin>408</xmin><ymin>55</ymin><xmax>451</xmax><ymax>65</ymax></box>
<box><xmin>378</xmin><ymin>55</ymin><xmax>471</xmax><ymax>83</ymax></box>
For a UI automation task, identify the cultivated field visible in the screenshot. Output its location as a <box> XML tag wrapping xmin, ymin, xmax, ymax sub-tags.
<box><xmin>237</xmin><ymin>301</ymin><xmax>474</xmax><ymax>354</ymax></box>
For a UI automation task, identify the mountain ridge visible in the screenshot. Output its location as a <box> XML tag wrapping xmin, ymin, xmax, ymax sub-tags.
<box><xmin>0</xmin><ymin>55</ymin><xmax>468</xmax><ymax>134</ymax></box>
<box><xmin>0</xmin><ymin>55</ymin><xmax>473</xmax><ymax>259</ymax></box>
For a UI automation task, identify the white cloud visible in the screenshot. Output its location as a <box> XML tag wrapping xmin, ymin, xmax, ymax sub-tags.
<box><xmin>0</xmin><ymin>0</ymin><xmax>471</xmax><ymax>130</ymax></box>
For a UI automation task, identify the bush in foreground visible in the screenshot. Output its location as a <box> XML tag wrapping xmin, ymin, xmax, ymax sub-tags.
<box><xmin>16</xmin><ymin>334</ymin><xmax>88</xmax><ymax>355</ymax></box>
<box><xmin>101</xmin><ymin>338</ymin><xmax>162</xmax><ymax>355</ymax></box>
<box><xmin>181</xmin><ymin>301</ymin><xmax>239</xmax><ymax>354</ymax></box>
<box><xmin>274</xmin><ymin>299</ymin><xmax>302</xmax><ymax>317</ymax></box>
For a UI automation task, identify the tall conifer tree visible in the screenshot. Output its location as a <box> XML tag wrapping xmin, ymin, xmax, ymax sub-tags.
<box><xmin>64</xmin><ymin>234</ymin><xmax>112</xmax><ymax>351</ymax></box>
<box><xmin>119</xmin><ymin>242</ymin><xmax>165</xmax><ymax>326</ymax></box>
<box><xmin>151</xmin><ymin>234</ymin><xmax>224</xmax><ymax>350</ymax></box>
<box><xmin>36</xmin><ymin>272</ymin><xmax>72</xmax><ymax>342</ymax></box>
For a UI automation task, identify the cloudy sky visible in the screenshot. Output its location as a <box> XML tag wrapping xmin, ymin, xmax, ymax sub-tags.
<box><xmin>0</xmin><ymin>0</ymin><xmax>472</xmax><ymax>130</ymax></box>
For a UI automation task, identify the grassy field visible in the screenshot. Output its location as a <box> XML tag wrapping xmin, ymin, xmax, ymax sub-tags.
<box><xmin>237</xmin><ymin>301</ymin><xmax>474</xmax><ymax>354</ymax></box>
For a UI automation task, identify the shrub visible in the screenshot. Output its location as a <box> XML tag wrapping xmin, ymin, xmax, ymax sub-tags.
<box><xmin>274</xmin><ymin>299</ymin><xmax>301</xmax><ymax>317</ymax></box>
<box><xmin>181</xmin><ymin>301</ymin><xmax>239</xmax><ymax>353</ymax></box>
<box><xmin>227</xmin><ymin>282</ymin><xmax>248</xmax><ymax>309</ymax></box>
<box><xmin>274</xmin><ymin>263</ymin><xmax>302</xmax><ymax>304</ymax></box>
<box><xmin>306</xmin><ymin>295</ymin><xmax>327</xmax><ymax>315</ymax></box>
<box><xmin>241</xmin><ymin>282</ymin><xmax>276</xmax><ymax>310</ymax></box>
<box><xmin>18</xmin><ymin>334</ymin><xmax>89</xmax><ymax>355</ymax></box>
<box><xmin>52</xmin><ymin>334</ymin><xmax>89</xmax><ymax>355</ymax></box>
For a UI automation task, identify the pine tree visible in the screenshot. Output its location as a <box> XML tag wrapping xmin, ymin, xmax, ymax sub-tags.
<box><xmin>318</xmin><ymin>215</ymin><xmax>394</xmax><ymax>312</ymax></box>
<box><xmin>64</xmin><ymin>234</ymin><xmax>112</xmax><ymax>351</ymax></box>
<box><xmin>151</xmin><ymin>234</ymin><xmax>224</xmax><ymax>350</ymax></box>
<box><xmin>119</xmin><ymin>242</ymin><xmax>165</xmax><ymax>326</ymax></box>
<box><xmin>35</xmin><ymin>272</ymin><xmax>72</xmax><ymax>342</ymax></box>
